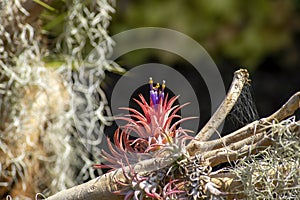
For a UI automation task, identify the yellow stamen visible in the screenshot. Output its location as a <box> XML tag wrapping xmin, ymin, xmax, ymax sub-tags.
<box><xmin>155</xmin><ymin>83</ymin><xmax>160</xmax><ymax>89</ymax></box>
<box><xmin>149</xmin><ymin>77</ymin><xmax>153</xmax><ymax>84</ymax></box>
<box><xmin>162</xmin><ymin>80</ymin><xmax>166</xmax><ymax>89</ymax></box>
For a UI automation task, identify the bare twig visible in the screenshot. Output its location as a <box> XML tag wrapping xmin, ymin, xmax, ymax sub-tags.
<box><xmin>192</xmin><ymin>121</ymin><xmax>267</xmax><ymax>153</ymax></box>
<box><xmin>186</xmin><ymin>91</ymin><xmax>300</xmax><ymax>157</ymax></box>
<box><xmin>197</xmin><ymin>69</ymin><xmax>249</xmax><ymax>141</ymax></box>
<box><xmin>265</xmin><ymin>91</ymin><xmax>300</xmax><ymax>122</ymax></box>
<box><xmin>204</xmin><ymin>132</ymin><xmax>271</xmax><ymax>167</ymax></box>
<box><xmin>187</xmin><ymin>69</ymin><xmax>249</xmax><ymax>156</ymax></box>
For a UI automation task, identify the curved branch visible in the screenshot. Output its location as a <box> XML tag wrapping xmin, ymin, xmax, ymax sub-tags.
<box><xmin>265</xmin><ymin>91</ymin><xmax>300</xmax><ymax>122</ymax></box>
<box><xmin>204</xmin><ymin>132</ymin><xmax>271</xmax><ymax>167</ymax></box>
<box><xmin>187</xmin><ymin>91</ymin><xmax>300</xmax><ymax>156</ymax></box>
<box><xmin>187</xmin><ymin>69</ymin><xmax>249</xmax><ymax>156</ymax></box>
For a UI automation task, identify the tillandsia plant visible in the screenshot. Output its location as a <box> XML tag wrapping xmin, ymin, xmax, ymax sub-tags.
<box><xmin>97</xmin><ymin>78</ymin><xmax>194</xmax><ymax>164</ymax></box>
<box><xmin>94</xmin><ymin>78</ymin><xmax>224</xmax><ymax>200</ymax></box>
<box><xmin>47</xmin><ymin>69</ymin><xmax>300</xmax><ymax>200</ymax></box>
<box><xmin>94</xmin><ymin>78</ymin><xmax>190</xmax><ymax>199</ymax></box>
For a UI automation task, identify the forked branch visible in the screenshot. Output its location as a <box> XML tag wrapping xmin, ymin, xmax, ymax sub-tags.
<box><xmin>186</xmin><ymin>69</ymin><xmax>250</xmax><ymax>156</ymax></box>
<box><xmin>195</xmin><ymin>69</ymin><xmax>249</xmax><ymax>142</ymax></box>
<box><xmin>187</xmin><ymin>91</ymin><xmax>300</xmax><ymax>157</ymax></box>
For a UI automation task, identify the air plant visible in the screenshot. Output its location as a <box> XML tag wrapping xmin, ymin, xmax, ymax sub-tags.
<box><xmin>95</xmin><ymin>78</ymin><xmax>195</xmax><ymax>199</ymax></box>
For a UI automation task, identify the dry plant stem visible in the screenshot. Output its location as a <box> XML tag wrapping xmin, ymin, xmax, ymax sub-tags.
<box><xmin>187</xmin><ymin>91</ymin><xmax>300</xmax><ymax>156</ymax></box>
<box><xmin>46</xmin><ymin>156</ymin><xmax>179</xmax><ymax>200</ymax></box>
<box><xmin>196</xmin><ymin>121</ymin><xmax>267</xmax><ymax>152</ymax></box>
<box><xmin>204</xmin><ymin>132</ymin><xmax>272</xmax><ymax>167</ymax></box>
<box><xmin>187</xmin><ymin>69</ymin><xmax>250</xmax><ymax>156</ymax></box>
<box><xmin>196</xmin><ymin>103</ymin><xmax>300</xmax><ymax>167</ymax></box>
<box><xmin>194</xmin><ymin>69</ymin><xmax>249</xmax><ymax>142</ymax></box>
<box><xmin>265</xmin><ymin>91</ymin><xmax>300</xmax><ymax>122</ymax></box>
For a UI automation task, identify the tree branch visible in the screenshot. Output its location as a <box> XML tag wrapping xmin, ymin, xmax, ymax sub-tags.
<box><xmin>265</xmin><ymin>91</ymin><xmax>300</xmax><ymax>122</ymax></box>
<box><xmin>46</xmin><ymin>155</ymin><xmax>180</xmax><ymax>200</ymax></box>
<box><xmin>187</xmin><ymin>69</ymin><xmax>249</xmax><ymax>156</ymax></box>
<box><xmin>187</xmin><ymin>91</ymin><xmax>300</xmax><ymax>157</ymax></box>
